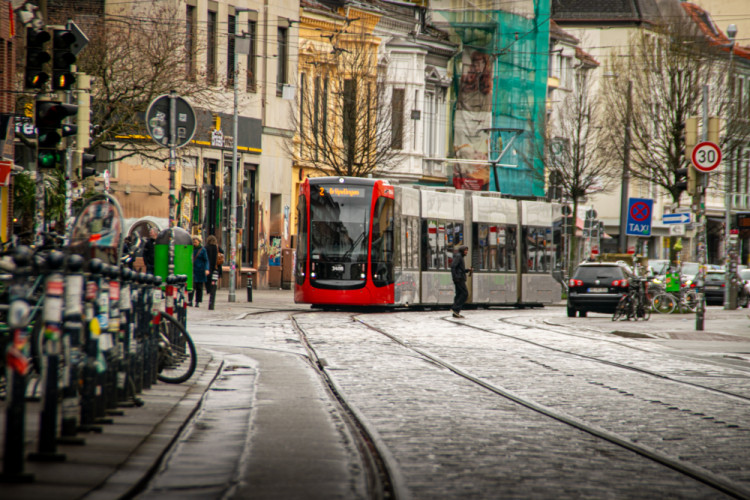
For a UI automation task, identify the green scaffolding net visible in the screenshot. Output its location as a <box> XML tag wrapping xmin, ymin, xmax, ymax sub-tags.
<box><xmin>436</xmin><ymin>2</ymin><xmax>550</xmax><ymax>197</ymax></box>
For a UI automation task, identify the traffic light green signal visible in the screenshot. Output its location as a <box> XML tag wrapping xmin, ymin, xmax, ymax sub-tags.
<box><xmin>37</xmin><ymin>149</ymin><xmax>64</xmax><ymax>169</ymax></box>
<box><xmin>35</xmin><ymin>100</ymin><xmax>77</xmax><ymax>169</ymax></box>
<box><xmin>25</xmin><ymin>28</ymin><xmax>51</xmax><ymax>90</ymax></box>
<box><xmin>52</xmin><ymin>29</ymin><xmax>77</xmax><ymax>90</ymax></box>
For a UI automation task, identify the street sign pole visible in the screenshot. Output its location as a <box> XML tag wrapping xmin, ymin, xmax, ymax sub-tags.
<box><xmin>168</xmin><ymin>91</ymin><xmax>177</xmax><ymax>278</ymax></box>
<box><xmin>695</xmin><ymin>85</ymin><xmax>710</xmax><ymax>331</ymax></box>
<box><xmin>145</xmin><ymin>92</ymin><xmax>196</xmax><ymax>280</ymax></box>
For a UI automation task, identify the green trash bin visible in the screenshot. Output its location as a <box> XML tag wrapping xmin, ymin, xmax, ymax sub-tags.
<box><xmin>665</xmin><ymin>271</ymin><xmax>681</xmax><ymax>293</ymax></box>
<box><xmin>154</xmin><ymin>227</ymin><xmax>194</xmax><ymax>290</ymax></box>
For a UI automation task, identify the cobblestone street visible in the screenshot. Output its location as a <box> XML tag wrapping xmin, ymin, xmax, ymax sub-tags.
<box><xmin>289</xmin><ymin>307</ymin><xmax>750</xmax><ymax>499</ymax></box>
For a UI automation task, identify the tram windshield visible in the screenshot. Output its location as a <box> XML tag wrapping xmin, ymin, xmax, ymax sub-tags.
<box><xmin>309</xmin><ymin>183</ymin><xmax>372</xmax><ymax>264</ymax></box>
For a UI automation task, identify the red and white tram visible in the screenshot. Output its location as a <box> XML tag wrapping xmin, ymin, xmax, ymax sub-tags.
<box><xmin>294</xmin><ymin>176</ymin><xmax>561</xmax><ymax>308</ymax></box>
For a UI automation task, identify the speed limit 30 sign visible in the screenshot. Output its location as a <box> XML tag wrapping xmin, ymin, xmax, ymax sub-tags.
<box><xmin>691</xmin><ymin>141</ymin><xmax>722</xmax><ymax>173</ymax></box>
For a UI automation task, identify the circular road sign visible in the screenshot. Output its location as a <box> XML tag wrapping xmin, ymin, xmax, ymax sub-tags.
<box><xmin>145</xmin><ymin>94</ymin><xmax>196</xmax><ymax>149</ymax></box>
<box><xmin>691</xmin><ymin>141</ymin><xmax>722</xmax><ymax>173</ymax></box>
<box><xmin>630</xmin><ymin>201</ymin><xmax>650</xmax><ymax>221</ymax></box>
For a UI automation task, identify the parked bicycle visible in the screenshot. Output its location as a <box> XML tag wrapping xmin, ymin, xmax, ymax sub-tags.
<box><xmin>612</xmin><ymin>276</ymin><xmax>652</xmax><ymax>321</ymax></box>
<box><xmin>651</xmin><ymin>286</ymin><xmax>699</xmax><ymax>314</ymax></box>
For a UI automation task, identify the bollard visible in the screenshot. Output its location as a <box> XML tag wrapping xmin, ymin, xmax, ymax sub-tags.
<box><xmin>1</xmin><ymin>246</ymin><xmax>35</xmax><ymax>483</ymax></box>
<box><xmin>118</xmin><ymin>267</ymin><xmax>134</xmax><ymax>406</ymax></box>
<box><xmin>28</xmin><ymin>250</ymin><xmax>67</xmax><ymax>462</ymax></box>
<box><xmin>79</xmin><ymin>258</ymin><xmax>104</xmax><ymax>433</ymax></box>
<box><xmin>59</xmin><ymin>254</ymin><xmax>86</xmax><ymax>445</ymax></box>
<box><xmin>247</xmin><ymin>273</ymin><xmax>253</xmax><ymax>302</ymax></box>
<box><xmin>104</xmin><ymin>265</ymin><xmax>124</xmax><ymax>416</ymax></box>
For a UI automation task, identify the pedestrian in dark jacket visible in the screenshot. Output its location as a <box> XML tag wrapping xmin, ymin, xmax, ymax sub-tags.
<box><xmin>189</xmin><ymin>235</ymin><xmax>209</xmax><ymax>307</ymax></box>
<box><xmin>205</xmin><ymin>235</ymin><xmax>221</xmax><ymax>310</ymax></box>
<box><xmin>451</xmin><ymin>245</ymin><xmax>471</xmax><ymax>318</ymax></box>
<box><xmin>143</xmin><ymin>227</ymin><xmax>158</xmax><ymax>274</ymax></box>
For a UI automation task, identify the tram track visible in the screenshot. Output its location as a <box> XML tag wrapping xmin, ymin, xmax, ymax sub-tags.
<box><xmin>357</xmin><ymin>313</ymin><xmax>750</xmax><ymax>499</ymax></box>
<box><xmin>291</xmin><ymin>310</ymin><xmax>750</xmax><ymax>499</ymax></box>
<box><xmin>478</xmin><ymin>315</ymin><xmax>750</xmax><ymax>403</ymax></box>
<box><xmin>290</xmin><ymin>312</ymin><xmax>406</xmax><ymax>500</ymax></box>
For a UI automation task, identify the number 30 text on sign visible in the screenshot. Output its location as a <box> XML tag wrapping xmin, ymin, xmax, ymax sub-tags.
<box><xmin>691</xmin><ymin>141</ymin><xmax>722</xmax><ymax>173</ymax></box>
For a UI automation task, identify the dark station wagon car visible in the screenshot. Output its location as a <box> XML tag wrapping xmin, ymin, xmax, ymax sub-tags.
<box><xmin>703</xmin><ymin>270</ymin><xmax>750</xmax><ymax>307</ymax></box>
<box><xmin>567</xmin><ymin>262</ymin><xmax>634</xmax><ymax>317</ymax></box>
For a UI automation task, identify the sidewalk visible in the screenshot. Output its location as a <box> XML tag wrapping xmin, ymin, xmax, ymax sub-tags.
<box><xmin>3</xmin><ymin>288</ymin><xmax>750</xmax><ymax>499</ymax></box>
<box><xmin>0</xmin><ymin>286</ymin><xmax>301</xmax><ymax>500</ymax></box>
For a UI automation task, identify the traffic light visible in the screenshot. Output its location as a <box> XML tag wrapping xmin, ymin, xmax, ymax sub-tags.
<box><xmin>25</xmin><ymin>28</ymin><xmax>51</xmax><ymax>90</ymax></box>
<box><xmin>77</xmin><ymin>152</ymin><xmax>97</xmax><ymax>179</ymax></box>
<box><xmin>51</xmin><ymin>29</ymin><xmax>77</xmax><ymax>90</ymax></box>
<box><xmin>35</xmin><ymin>99</ymin><xmax>77</xmax><ymax>169</ymax></box>
<box><xmin>675</xmin><ymin>167</ymin><xmax>697</xmax><ymax>197</ymax></box>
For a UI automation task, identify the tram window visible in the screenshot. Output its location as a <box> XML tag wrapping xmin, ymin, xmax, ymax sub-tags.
<box><xmin>399</xmin><ymin>216</ymin><xmax>406</xmax><ymax>268</ymax></box>
<box><xmin>523</xmin><ymin>227</ymin><xmax>551</xmax><ymax>273</ymax></box>
<box><xmin>422</xmin><ymin>219</ymin><xmax>437</xmax><ymax>270</ymax></box>
<box><xmin>371</xmin><ymin>197</ymin><xmax>394</xmax><ymax>286</ymax></box>
<box><xmin>409</xmin><ymin>217</ymin><xmax>419</xmax><ymax>269</ymax></box>
<box><xmin>437</xmin><ymin>221</ymin><xmax>446</xmax><ymax>269</ymax></box>
<box><xmin>453</xmin><ymin>222</ymin><xmax>464</xmax><ymax>248</ymax></box>
<box><xmin>505</xmin><ymin>226</ymin><xmax>517</xmax><ymax>271</ymax></box>
<box><xmin>295</xmin><ymin>194</ymin><xmax>307</xmax><ymax>284</ymax></box>
<box><xmin>402</xmin><ymin>216</ymin><xmax>419</xmax><ymax>270</ymax></box>
<box><xmin>475</xmin><ymin>224</ymin><xmax>489</xmax><ymax>271</ymax></box>
<box><xmin>474</xmin><ymin>223</ymin><xmax>514</xmax><ymax>272</ymax></box>
<box><xmin>477</xmin><ymin>224</ymin><xmax>487</xmax><ymax>271</ymax></box>
<box><xmin>309</xmin><ymin>183</ymin><xmax>372</xmax><ymax>273</ymax></box>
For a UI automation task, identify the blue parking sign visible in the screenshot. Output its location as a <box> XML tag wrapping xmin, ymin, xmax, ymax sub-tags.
<box><xmin>626</xmin><ymin>198</ymin><xmax>652</xmax><ymax>236</ymax></box>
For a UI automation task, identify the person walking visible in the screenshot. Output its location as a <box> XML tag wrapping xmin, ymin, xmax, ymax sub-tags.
<box><xmin>204</xmin><ymin>235</ymin><xmax>222</xmax><ymax>310</ymax></box>
<box><xmin>451</xmin><ymin>245</ymin><xmax>471</xmax><ymax>318</ymax></box>
<box><xmin>143</xmin><ymin>227</ymin><xmax>158</xmax><ymax>275</ymax></box>
<box><xmin>189</xmin><ymin>235</ymin><xmax>209</xmax><ymax>307</ymax></box>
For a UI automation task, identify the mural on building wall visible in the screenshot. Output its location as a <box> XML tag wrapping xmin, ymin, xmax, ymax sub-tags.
<box><xmin>441</xmin><ymin>2</ymin><xmax>550</xmax><ymax>196</ymax></box>
<box><xmin>453</xmin><ymin>49</ymin><xmax>493</xmax><ymax>190</ymax></box>
<box><xmin>283</xmin><ymin>205</ymin><xmax>290</xmax><ymax>241</ymax></box>
<box><xmin>269</xmin><ymin>235</ymin><xmax>281</xmax><ymax>266</ymax></box>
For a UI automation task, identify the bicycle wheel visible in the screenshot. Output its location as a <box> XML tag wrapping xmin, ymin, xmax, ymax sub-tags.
<box><xmin>682</xmin><ymin>290</ymin><xmax>699</xmax><ymax>313</ymax></box>
<box><xmin>156</xmin><ymin>311</ymin><xmax>197</xmax><ymax>384</ymax></box>
<box><xmin>612</xmin><ymin>295</ymin><xmax>630</xmax><ymax>321</ymax></box>
<box><xmin>638</xmin><ymin>299</ymin><xmax>651</xmax><ymax>321</ymax></box>
<box><xmin>652</xmin><ymin>293</ymin><xmax>676</xmax><ymax>314</ymax></box>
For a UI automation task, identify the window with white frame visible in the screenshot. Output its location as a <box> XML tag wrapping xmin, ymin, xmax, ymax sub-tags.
<box><xmin>423</xmin><ymin>87</ymin><xmax>445</xmax><ymax>158</ymax></box>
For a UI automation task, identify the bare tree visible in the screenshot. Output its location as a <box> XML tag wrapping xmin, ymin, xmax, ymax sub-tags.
<box><xmin>73</xmin><ymin>2</ymin><xmax>220</xmax><ymax>163</ymax></box>
<box><xmin>546</xmin><ymin>70</ymin><xmax>616</xmax><ymax>274</ymax></box>
<box><xmin>288</xmin><ymin>29</ymin><xmax>403</xmax><ymax>177</ymax></box>
<box><xmin>599</xmin><ymin>15</ymin><xmax>749</xmax><ymax>205</ymax></box>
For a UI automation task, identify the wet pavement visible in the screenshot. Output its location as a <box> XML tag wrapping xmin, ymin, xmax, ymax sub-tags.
<box><xmin>3</xmin><ymin>288</ymin><xmax>750</xmax><ymax>499</ymax></box>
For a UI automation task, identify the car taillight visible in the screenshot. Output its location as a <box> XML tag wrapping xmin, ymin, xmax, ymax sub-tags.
<box><xmin>612</xmin><ymin>279</ymin><xmax>629</xmax><ymax>288</ymax></box>
<box><xmin>568</xmin><ymin>279</ymin><xmax>583</xmax><ymax>287</ymax></box>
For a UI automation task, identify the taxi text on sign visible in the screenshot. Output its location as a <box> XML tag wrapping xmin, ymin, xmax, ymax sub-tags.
<box><xmin>626</xmin><ymin>198</ymin><xmax>653</xmax><ymax>237</ymax></box>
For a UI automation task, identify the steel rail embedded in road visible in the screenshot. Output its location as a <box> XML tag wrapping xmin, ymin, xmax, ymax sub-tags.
<box><xmin>290</xmin><ymin>313</ymin><xmax>408</xmax><ymax>500</ymax></box>
<box><xmin>348</xmin><ymin>313</ymin><xmax>750</xmax><ymax>500</ymax></box>
<box><xmin>484</xmin><ymin>316</ymin><xmax>750</xmax><ymax>404</ymax></box>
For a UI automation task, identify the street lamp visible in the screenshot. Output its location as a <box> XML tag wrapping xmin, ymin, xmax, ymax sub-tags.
<box><xmin>725</xmin><ymin>23</ymin><xmax>738</xmax><ymax>309</ymax></box>
<box><xmin>228</xmin><ymin>9</ymin><xmax>253</xmax><ymax>302</ymax></box>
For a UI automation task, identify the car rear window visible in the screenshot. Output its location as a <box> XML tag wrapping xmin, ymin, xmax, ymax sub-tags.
<box><xmin>574</xmin><ymin>266</ymin><xmax>625</xmax><ymax>281</ymax></box>
<box><xmin>705</xmin><ymin>272</ymin><xmax>725</xmax><ymax>283</ymax></box>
